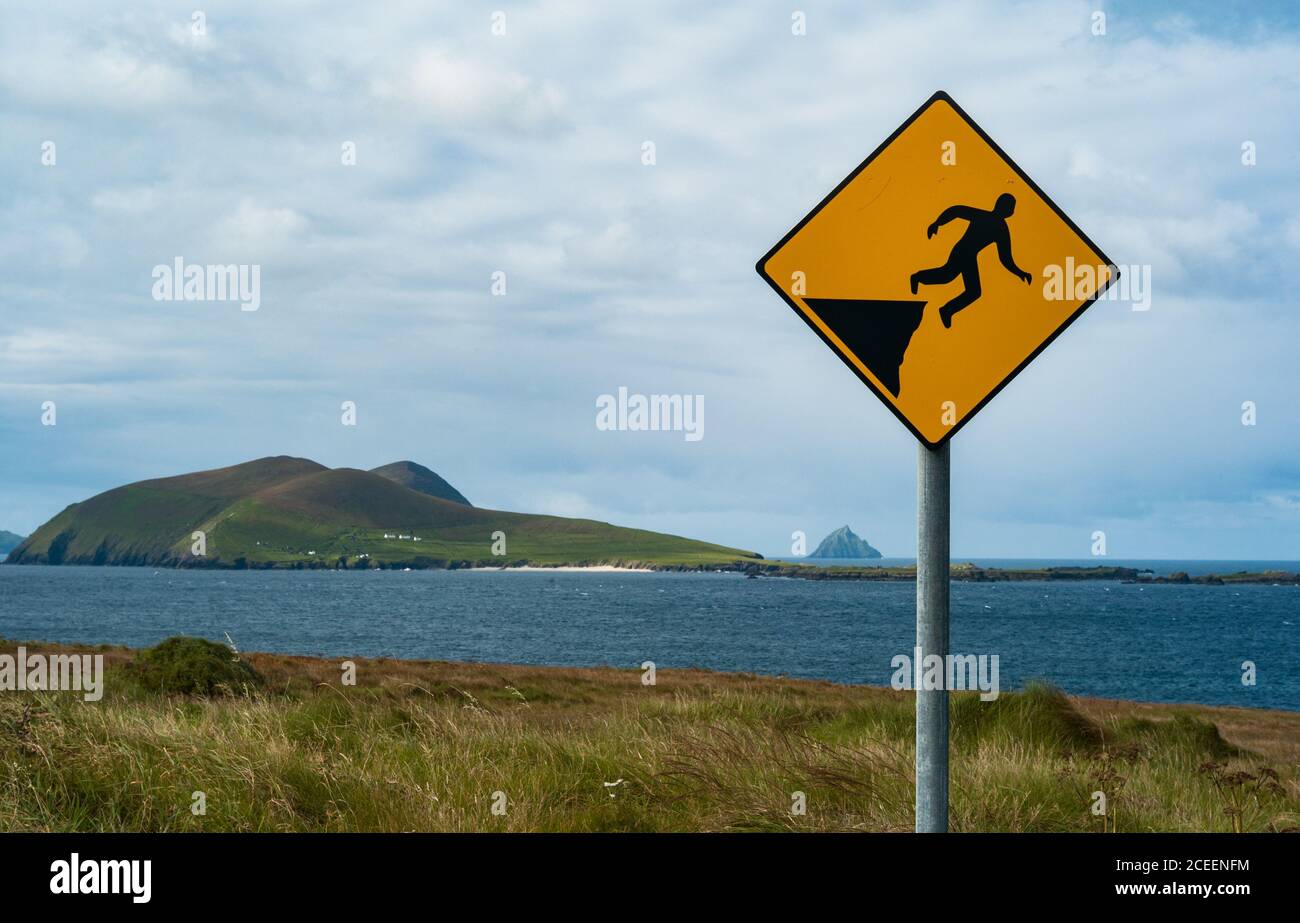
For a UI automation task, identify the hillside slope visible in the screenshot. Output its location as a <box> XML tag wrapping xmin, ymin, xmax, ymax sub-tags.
<box><xmin>370</xmin><ymin>461</ymin><xmax>471</xmax><ymax>505</ymax></box>
<box><xmin>6</xmin><ymin>457</ymin><xmax>758</xmax><ymax>569</ymax></box>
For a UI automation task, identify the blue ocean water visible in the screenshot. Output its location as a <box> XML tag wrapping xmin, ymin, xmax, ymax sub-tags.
<box><xmin>0</xmin><ymin>564</ymin><xmax>1296</xmax><ymax>710</ymax></box>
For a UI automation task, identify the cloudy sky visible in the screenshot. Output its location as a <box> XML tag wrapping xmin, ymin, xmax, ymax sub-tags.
<box><xmin>2</xmin><ymin>1</ymin><xmax>1298</xmax><ymax>560</ymax></box>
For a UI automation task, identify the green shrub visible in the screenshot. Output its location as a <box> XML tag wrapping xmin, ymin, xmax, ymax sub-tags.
<box><xmin>129</xmin><ymin>636</ymin><xmax>262</xmax><ymax>696</ymax></box>
<box><xmin>951</xmin><ymin>682</ymin><xmax>1102</xmax><ymax>753</ymax></box>
<box><xmin>1110</xmin><ymin>713</ymin><xmax>1238</xmax><ymax>760</ymax></box>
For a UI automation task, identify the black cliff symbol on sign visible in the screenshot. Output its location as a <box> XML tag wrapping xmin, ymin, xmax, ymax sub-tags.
<box><xmin>801</xmin><ymin>298</ymin><xmax>924</xmax><ymax>400</ymax></box>
<box><xmin>909</xmin><ymin>193</ymin><xmax>1033</xmax><ymax>328</ymax></box>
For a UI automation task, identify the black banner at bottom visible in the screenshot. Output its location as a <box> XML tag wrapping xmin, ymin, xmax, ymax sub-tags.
<box><xmin>0</xmin><ymin>832</ymin><xmax>1284</xmax><ymax>908</ymax></box>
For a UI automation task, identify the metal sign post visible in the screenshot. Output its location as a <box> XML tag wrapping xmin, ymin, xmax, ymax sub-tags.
<box><xmin>915</xmin><ymin>441</ymin><xmax>950</xmax><ymax>832</ymax></box>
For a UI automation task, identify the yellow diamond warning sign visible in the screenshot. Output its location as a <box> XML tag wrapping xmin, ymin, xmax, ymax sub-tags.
<box><xmin>756</xmin><ymin>91</ymin><xmax>1116</xmax><ymax>447</ymax></box>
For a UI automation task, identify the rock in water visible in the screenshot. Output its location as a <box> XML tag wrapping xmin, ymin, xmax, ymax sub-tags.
<box><xmin>810</xmin><ymin>525</ymin><xmax>882</xmax><ymax>559</ymax></box>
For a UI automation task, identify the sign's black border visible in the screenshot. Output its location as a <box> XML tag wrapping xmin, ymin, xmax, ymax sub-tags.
<box><xmin>755</xmin><ymin>90</ymin><xmax>1118</xmax><ymax>449</ymax></box>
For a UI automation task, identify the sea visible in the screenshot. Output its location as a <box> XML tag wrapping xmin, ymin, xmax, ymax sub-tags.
<box><xmin>0</xmin><ymin>559</ymin><xmax>1296</xmax><ymax>711</ymax></box>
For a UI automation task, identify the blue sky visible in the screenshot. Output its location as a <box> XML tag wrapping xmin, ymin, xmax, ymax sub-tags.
<box><xmin>1</xmin><ymin>1</ymin><xmax>1298</xmax><ymax>560</ymax></box>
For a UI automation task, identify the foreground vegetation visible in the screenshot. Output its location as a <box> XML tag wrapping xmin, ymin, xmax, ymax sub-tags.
<box><xmin>1</xmin><ymin>639</ymin><xmax>1296</xmax><ymax>832</ymax></box>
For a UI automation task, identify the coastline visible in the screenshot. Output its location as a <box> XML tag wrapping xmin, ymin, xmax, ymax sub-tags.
<box><xmin>4</xmin><ymin>555</ymin><xmax>1297</xmax><ymax>585</ymax></box>
<box><xmin>469</xmin><ymin>564</ymin><xmax>655</xmax><ymax>573</ymax></box>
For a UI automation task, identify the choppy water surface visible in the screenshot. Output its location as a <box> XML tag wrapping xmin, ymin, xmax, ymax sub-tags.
<box><xmin>0</xmin><ymin>565</ymin><xmax>1296</xmax><ymax>710</ymax></box>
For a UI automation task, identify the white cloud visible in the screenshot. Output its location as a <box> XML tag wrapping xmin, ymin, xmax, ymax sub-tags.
<box><xmin>0</xmin><ymin>36</ymin><xmax>193</xmax><ymax>109</ymax></box>
<box><xmin>1286</xmin><ymin>218</ymin><xmax>1300</xmax><ymax>250</ymax></box>
<box><xmin>166</xmin><ymin>19</ymin><xmax>214</xmax><ymax>51</ymax></box>
<box><xmin>0</xmin><ymin>224</ymin><xmax>88</xmax><ymax>270</ymax></box>
<box><xmin>92</xmin><ymin>186</ymin><xmax>160</xmax><ymax>215</ymax></box>
<box><xmin>211</xmin><ymin>199</ymin><xmax>310</xmax><ymax>255</ymax></box>
<box><xmin>372</xmin><ymin>50</ymin><xmax>569</xmax><ymax>135</ymax></box>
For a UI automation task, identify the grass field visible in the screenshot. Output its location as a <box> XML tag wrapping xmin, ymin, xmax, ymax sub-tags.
<box><xmin>2</xmin><ymin>640</ymin><xmax>1296</xmax><ymax>832</ymax></box>
<box><xmin>206</xmin><ymin>501</ymin><xmax>755</xmax><ymax>568</ymax></box>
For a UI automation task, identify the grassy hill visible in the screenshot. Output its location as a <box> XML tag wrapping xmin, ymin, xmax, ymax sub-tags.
<box><xmin>5</xmin><ymin>456</ymin><xmax>759</xmax><ymax>569</ymax></box>
<box><xmin>370</xmin><ymin>460</ymin><xmax>471</xmax><ymax>505</ymax></box>
<box><xmin>2</xmin><ymin>638</ymin><xmax>1295</xmax><ymax>832</ymax></box>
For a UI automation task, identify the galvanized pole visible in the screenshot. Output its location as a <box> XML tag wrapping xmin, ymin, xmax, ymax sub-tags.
<box><xmin>916</xmin><ymin>440</ymin><xmax>950</xmax><ymax>832</ymax></box>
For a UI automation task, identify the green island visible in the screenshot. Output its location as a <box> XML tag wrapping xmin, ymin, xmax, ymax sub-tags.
<box><xmin>4</xmin><ymin>456</ymin><xmax>757</xmax><ymax>570</ymax></box>
<box><xmin>5</xmin><ymin>456</ymin><xmax>1295</xmax><ymax>585</ymax></box>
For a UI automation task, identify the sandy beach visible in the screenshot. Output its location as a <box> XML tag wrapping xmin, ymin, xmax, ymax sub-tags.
<box><xmin>471</xmin><ymin>564</ymin><xmax>655</xmax><ymax>573</ymax></box>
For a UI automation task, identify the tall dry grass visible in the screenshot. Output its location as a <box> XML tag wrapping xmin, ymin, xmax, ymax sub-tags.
<box><xmin>0</xmin><ymin>643</ymin><xmax>1296</xmax><ymax>832</ymax></box>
